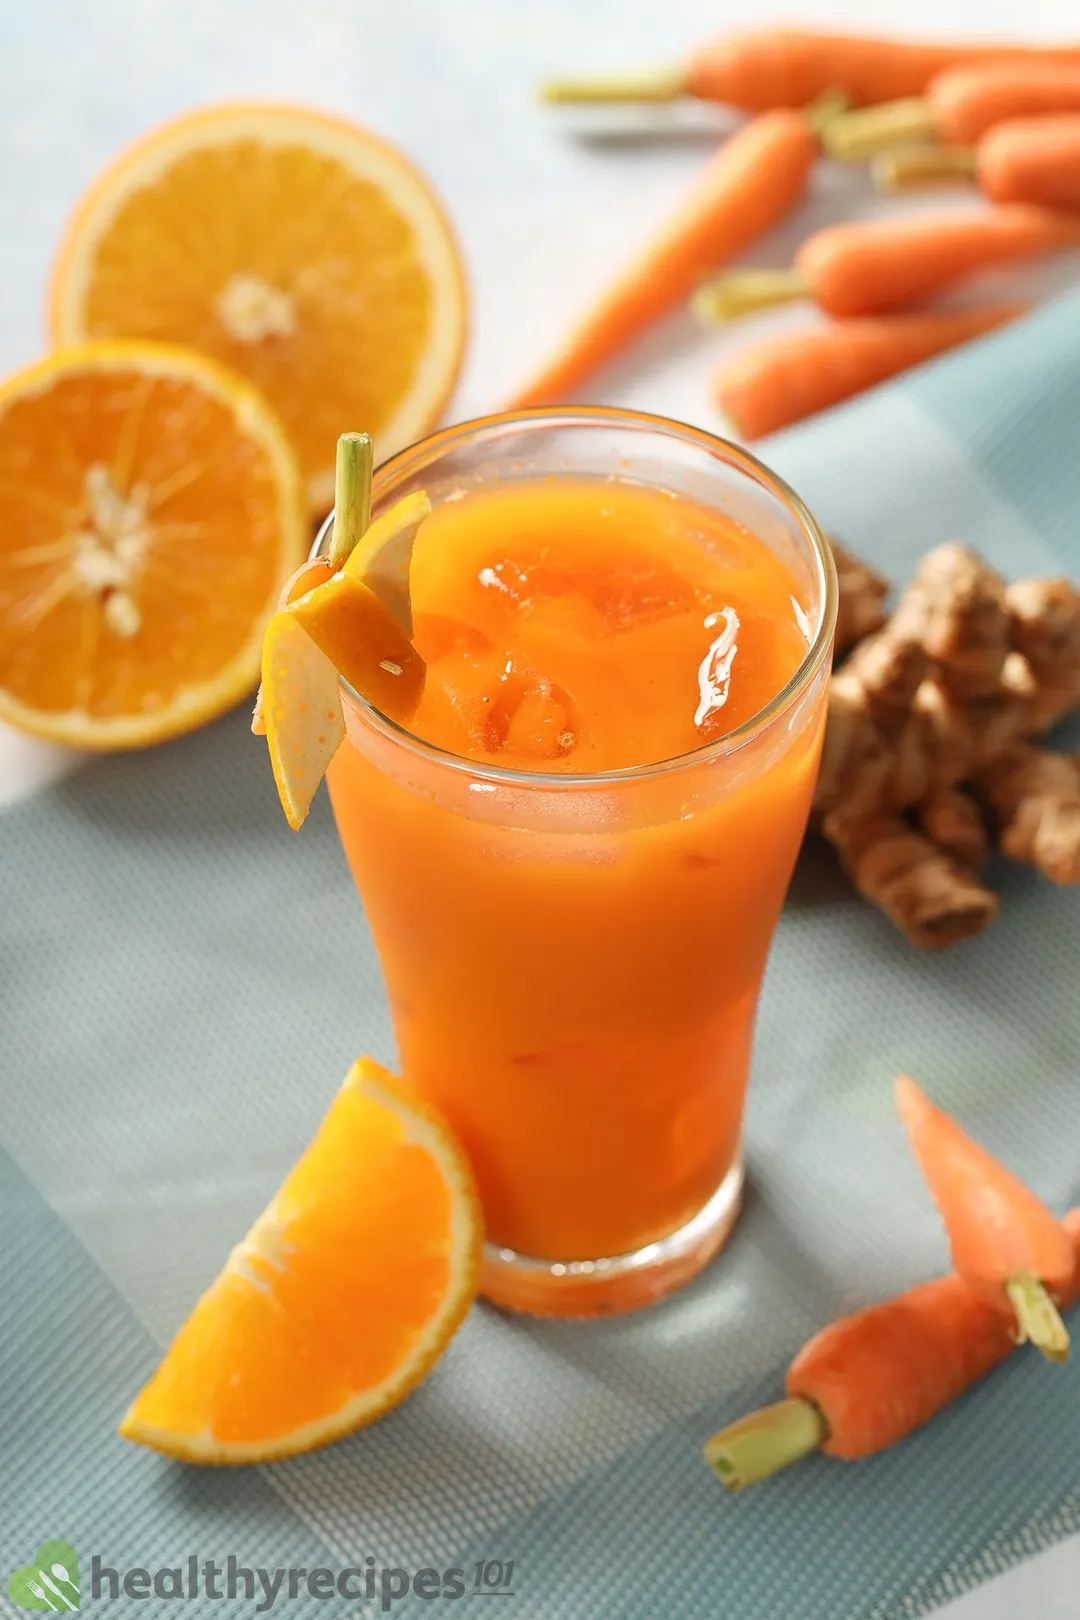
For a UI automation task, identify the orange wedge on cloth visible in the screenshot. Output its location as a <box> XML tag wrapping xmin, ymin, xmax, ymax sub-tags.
<box><xmin>120</xmin><ymin>1058</ymin><xmax>482</xmax><ymax>1465</ymax></box>
<box><xmin>0</xmin><ymin>341</ymin><xmax>306</xmax><ymax>749</ymax></box>
<box><xmin>259</xmin><ymin>492</ymin><xmax>430</xmax><ymax>829</ymax></box>
<box><xmin>49</xmin><ymin>103</ymin><xmax>468</xmax><ymax>513</ymax></box>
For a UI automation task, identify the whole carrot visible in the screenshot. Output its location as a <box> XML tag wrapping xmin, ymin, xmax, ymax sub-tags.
<box><xmin>880</xmin><ymin>115</ymin><xmax>1080</xmax><ymax>210</ymax></box>
<box><xmin>505</xmin><ymin>111</ymin><xmax>816</xmax><ymax>410</ymax></box>
<box><xmin>826</xmin><ymin>61</ymin><xmax>1080</xmax><ymax>157</ymax></box>
<box><xmin>716</xmin><ymin>307</ymin><xmax>1023</xmax><ymax>441</ymax></box>
<box><xmin>896</xmin><ymin>1076</ymin><xmax>1075</xmax><ymax>1360</ymax></box>
<box><xmin>704</xmin><ymin>1208</ymin><xmax>1080</xmax><ymax>1490</ymax></box>
<box><xmin>982</xmin><ymin>114</ymin><xmax>1080</xmax><ymax>207</ymax></box>
<box><xmin>696</xmin><ymin>206</ymin><xmax>1080</xmax><ymax>323</ymax></box>
<box><xmin>542</xmin><ymin>28</ymin><xmax>1080</xmax><ymax>112</ymax></box>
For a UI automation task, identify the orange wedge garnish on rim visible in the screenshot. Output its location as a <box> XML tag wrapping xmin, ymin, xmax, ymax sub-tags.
<box><xmin>259</xmin><ymin>491</ymin><xmax>430</xmax><ymax>829</ymax></box>
<box><xmin>49</xmin><ymin>103</ymin><xmax>468</xmax><ymax>514</ymax></box>
<box><xmin>120</xmin><ymin>1058</ymin><xmax>482</xmax><ymax>1465</ymax></box>
<box><xmin>0</xmin><ymin>342</ymin><xmax>306</xmax><ymax>749</ymax></box>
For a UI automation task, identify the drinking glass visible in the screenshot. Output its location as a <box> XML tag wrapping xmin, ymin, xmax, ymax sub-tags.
<box><xmin>320</xmin><ymin>408</ymin><xmax>836</xmax><ymax>1316</ymax></box>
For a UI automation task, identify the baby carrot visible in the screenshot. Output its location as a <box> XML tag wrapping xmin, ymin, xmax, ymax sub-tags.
<box><xmin>504</xmin><ymin>111</ymin><xmax>816</xmax><ymax>410</ymax></box>
<box><xmin>716</xmin><ymin>307</ymin><xmax>1023</xmax><ymax>441</ymax></box>
<box><xmin>876</xmin><ymin>116</ymin><xmax>1080</xmax><ymax>206</ymax></box>
<box><xmin>542</xmin><ymin>29</ymin><xmax>1080</xmax><ymax>112</ymax></box>
<box><xmin>825</xmin><ymin>61</ymin><xmax>1080</xmax><ymax>158</ymax></box>
<box><xmin>896</xmin><ymin>1076</ymin><xmax>1075</xmax><ymax>1361</ymax></box>
<box><xmin>696</xmin><ymin>206</ymin><xmax>1080</xmax><ymax>323</ymax></box>
<box><xmin>980</xmin><ymin>115</ymin><xmax>1080</xmax><ymax>208</ymax></box>
<box><xmin>704</xmin><ymin>1208</ymin><xmax>1080</xmax><ymax>1490</ymax></box>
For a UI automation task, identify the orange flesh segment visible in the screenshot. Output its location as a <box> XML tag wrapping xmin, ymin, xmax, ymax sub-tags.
<box><xmin>288</xmin><ymin>573</ymin><xmax>425</xmax><ymax>720</ymax></box>
<box><xmin>0</xmin><ymin>343</ymin><xmax>305</xmax><ymax>748</ymax></box>
<box><xmin>50</xmin><ymin>105</ymin><xmax>467</xmax><ymax>512</ymax></box>
<box><xmin>119</xmin><ymin>1058</ymin><xmax>481</xmax><ymax>1462</ymax></box>
<box><xmin>258</xmin><ymin>494</ymin><xmax>429</xmax><ymax>823</ymax></box>
<box><xmin>341</xmin><ymin>489</ymin><xmax>431</xmax><ymax>635</ymax></box>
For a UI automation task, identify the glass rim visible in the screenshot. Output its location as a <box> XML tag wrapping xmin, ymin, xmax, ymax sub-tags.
<box><xmin>313</xmin><ymin>406</ymin><xmax>838</xmax><ymax>788</ymax></box>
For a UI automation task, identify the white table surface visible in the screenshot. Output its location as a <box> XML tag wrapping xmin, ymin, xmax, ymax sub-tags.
<box><xmin>3</xmin><ymin>3</ymin><xmax>1078</xmax><ymax>1613</ymax></box>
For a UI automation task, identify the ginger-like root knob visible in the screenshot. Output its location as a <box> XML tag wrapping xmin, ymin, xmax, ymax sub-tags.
<box><xmin>917</xmin><ymin>788</ymin><xmax>990</xmax><ymax>870</ymax></box>
<box><xmin>978</xmin><ymin>744</ymin><xmax>1080</xmax><ymax>885</ymax></box>
<box><xmin>830</xmin><ymin>539</ymin><xmax>889</xmax><ymax>655</ymax></box>
<box><xmin>824</xmin><ymin>811</ymin><xmax>999</xmax><ymax>951</ymax></box>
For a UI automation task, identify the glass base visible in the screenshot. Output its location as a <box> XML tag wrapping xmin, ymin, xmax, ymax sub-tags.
<box><xmin>479</xmin><ymin>1155</ymin><xmax>744</xmax><ymax>1318</ymax></box>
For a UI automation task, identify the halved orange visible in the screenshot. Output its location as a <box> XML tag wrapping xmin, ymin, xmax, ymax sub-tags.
<box><xmin>0</xmin><ymin>341</ymin><xmax>306</xmax><ymax>749</ymax></box>
<box><xmin>49</xmin><ymin>103</ymin><xmax>468</xmax><ymax>513</ymax></box>
<box><xmin>120</xmin><ymin>1058</ymin><xmax>482</xmax><ymax>1465</ymax></box>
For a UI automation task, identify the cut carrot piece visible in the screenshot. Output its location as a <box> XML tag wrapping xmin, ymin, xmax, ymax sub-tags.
<box><xmin>120</xmin><ymin>1058</ymin><xmax>482</xmax><ymax>1464</ymax></box>
<box><xmin>896</xmin><ymin>1075</ymin><xmax>1075</xmax><ymax>1361</ymax></box>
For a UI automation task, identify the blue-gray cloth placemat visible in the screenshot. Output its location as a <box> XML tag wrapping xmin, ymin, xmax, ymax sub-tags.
<box><xmin>4</xmin><ymin>291</ymin><xmax>1080</xmax><ymax>1620</ymax></box>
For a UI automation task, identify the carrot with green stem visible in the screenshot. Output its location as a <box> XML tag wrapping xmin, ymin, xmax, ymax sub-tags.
<box><xmin>695</xmin><ymin>205</ymin><xmax>1080</xmax><ymax>324</ymax></box>
<box><xmin>824</xmin><ymin>61</ymin><xmax>1080</xmax><ymax>159</ymax></box>
<box><xmin>896</xmin><ymin>1076</ymin><xmax>1075</xmax><ymax>1361</ymax></box>
<box><xmin>541</xmin><ymin>29</ymin><xmax>1080</xmax><ymax>113</ymax></box>
<box><xmin>715</xmin><ymin>306</ymin><xmax>1024</xmax><ymax>441</ymax></box>
<box><xmin>705</xmin><ymin>1208</ymin><xmax>1080</xmax><ymax>1490</ymax></box>
<box><xmin>877</xmin><ymin>115</ymin><xmax>1080</xmax><ymax>211</ymax></box>
<box><xmin>504</xmin><ymin>110</ymin><xmax>816</xmax><ymax>410</ymax></box>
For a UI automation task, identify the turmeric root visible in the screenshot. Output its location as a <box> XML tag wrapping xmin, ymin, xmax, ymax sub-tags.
<box><xmin>917</xmin><ymin>787</ymin><xmax>989</xmax><ymax>870</ymax></box>
<box><xmin>977</xmin><ymin>744</ymin><xmax>1080</xmax><ymax>884</ymax></box>
<box><xmin>824</xmin><ymin>810</ymin><xmax>999</xmax><ymax>950</ymax></box>
<box><xmin>820</xmin><ymin>548</ymin><xmax>1080</xmax><ymax>819</ymax></box>
<box><xmin>899</xmin><ymin>542</ymin><xmax>1011</xmax><ymax>701</ymax></box>
<box><xmin>821</xmin><ymin>542</ymin><xmax>1080</xmax><ymax>946</ymax></box>
<box><xmin>830</xmin><ymin>539</ymin><xmax>889</xmax><ymax>654</ymax></box>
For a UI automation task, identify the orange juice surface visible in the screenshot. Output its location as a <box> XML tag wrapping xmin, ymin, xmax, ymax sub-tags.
<box><xmin>328</xmin><ymin>478</ymin><xmax>826</xmax><ymax>1262</ymax></box>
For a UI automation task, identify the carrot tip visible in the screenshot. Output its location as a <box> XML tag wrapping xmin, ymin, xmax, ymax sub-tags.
<box><xmin>704</xmin><ymin>1396</ymin><xmax>826</xmax><ymax>1492</ymax></box>
<box><xmin>1006</xmin><ymin>1273</ymin><xmax>1072</xmax><ymax>1364</ymax></box>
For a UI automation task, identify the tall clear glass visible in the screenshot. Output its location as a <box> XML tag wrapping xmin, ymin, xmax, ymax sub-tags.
<box><xmin>321</xmin><ymin>409</ymin><xmax>836</xmax><ymax>1316</ymax></box>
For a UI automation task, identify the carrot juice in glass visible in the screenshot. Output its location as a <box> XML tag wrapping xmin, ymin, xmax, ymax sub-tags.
<box><xmin>323</xmin><ymin>410</ymin><xmax>836</xmax><ymax>1316</ymax></box>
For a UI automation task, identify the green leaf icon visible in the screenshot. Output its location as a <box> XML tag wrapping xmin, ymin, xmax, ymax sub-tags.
<box><xmin>9</xmin><ymin>1542</ymin><xmax>79</xmax><ymax>1611</ymax></box>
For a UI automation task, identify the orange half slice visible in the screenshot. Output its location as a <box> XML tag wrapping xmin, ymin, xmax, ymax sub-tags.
<box><xmin>0</xmin><ymin>342</ymin><xmax>306</xmax><ymax>749</ymax></box>
<box><xmin>49</xmin><ymin>103</ymin><xmax>467</xmax><ymax>513</ymax></box>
